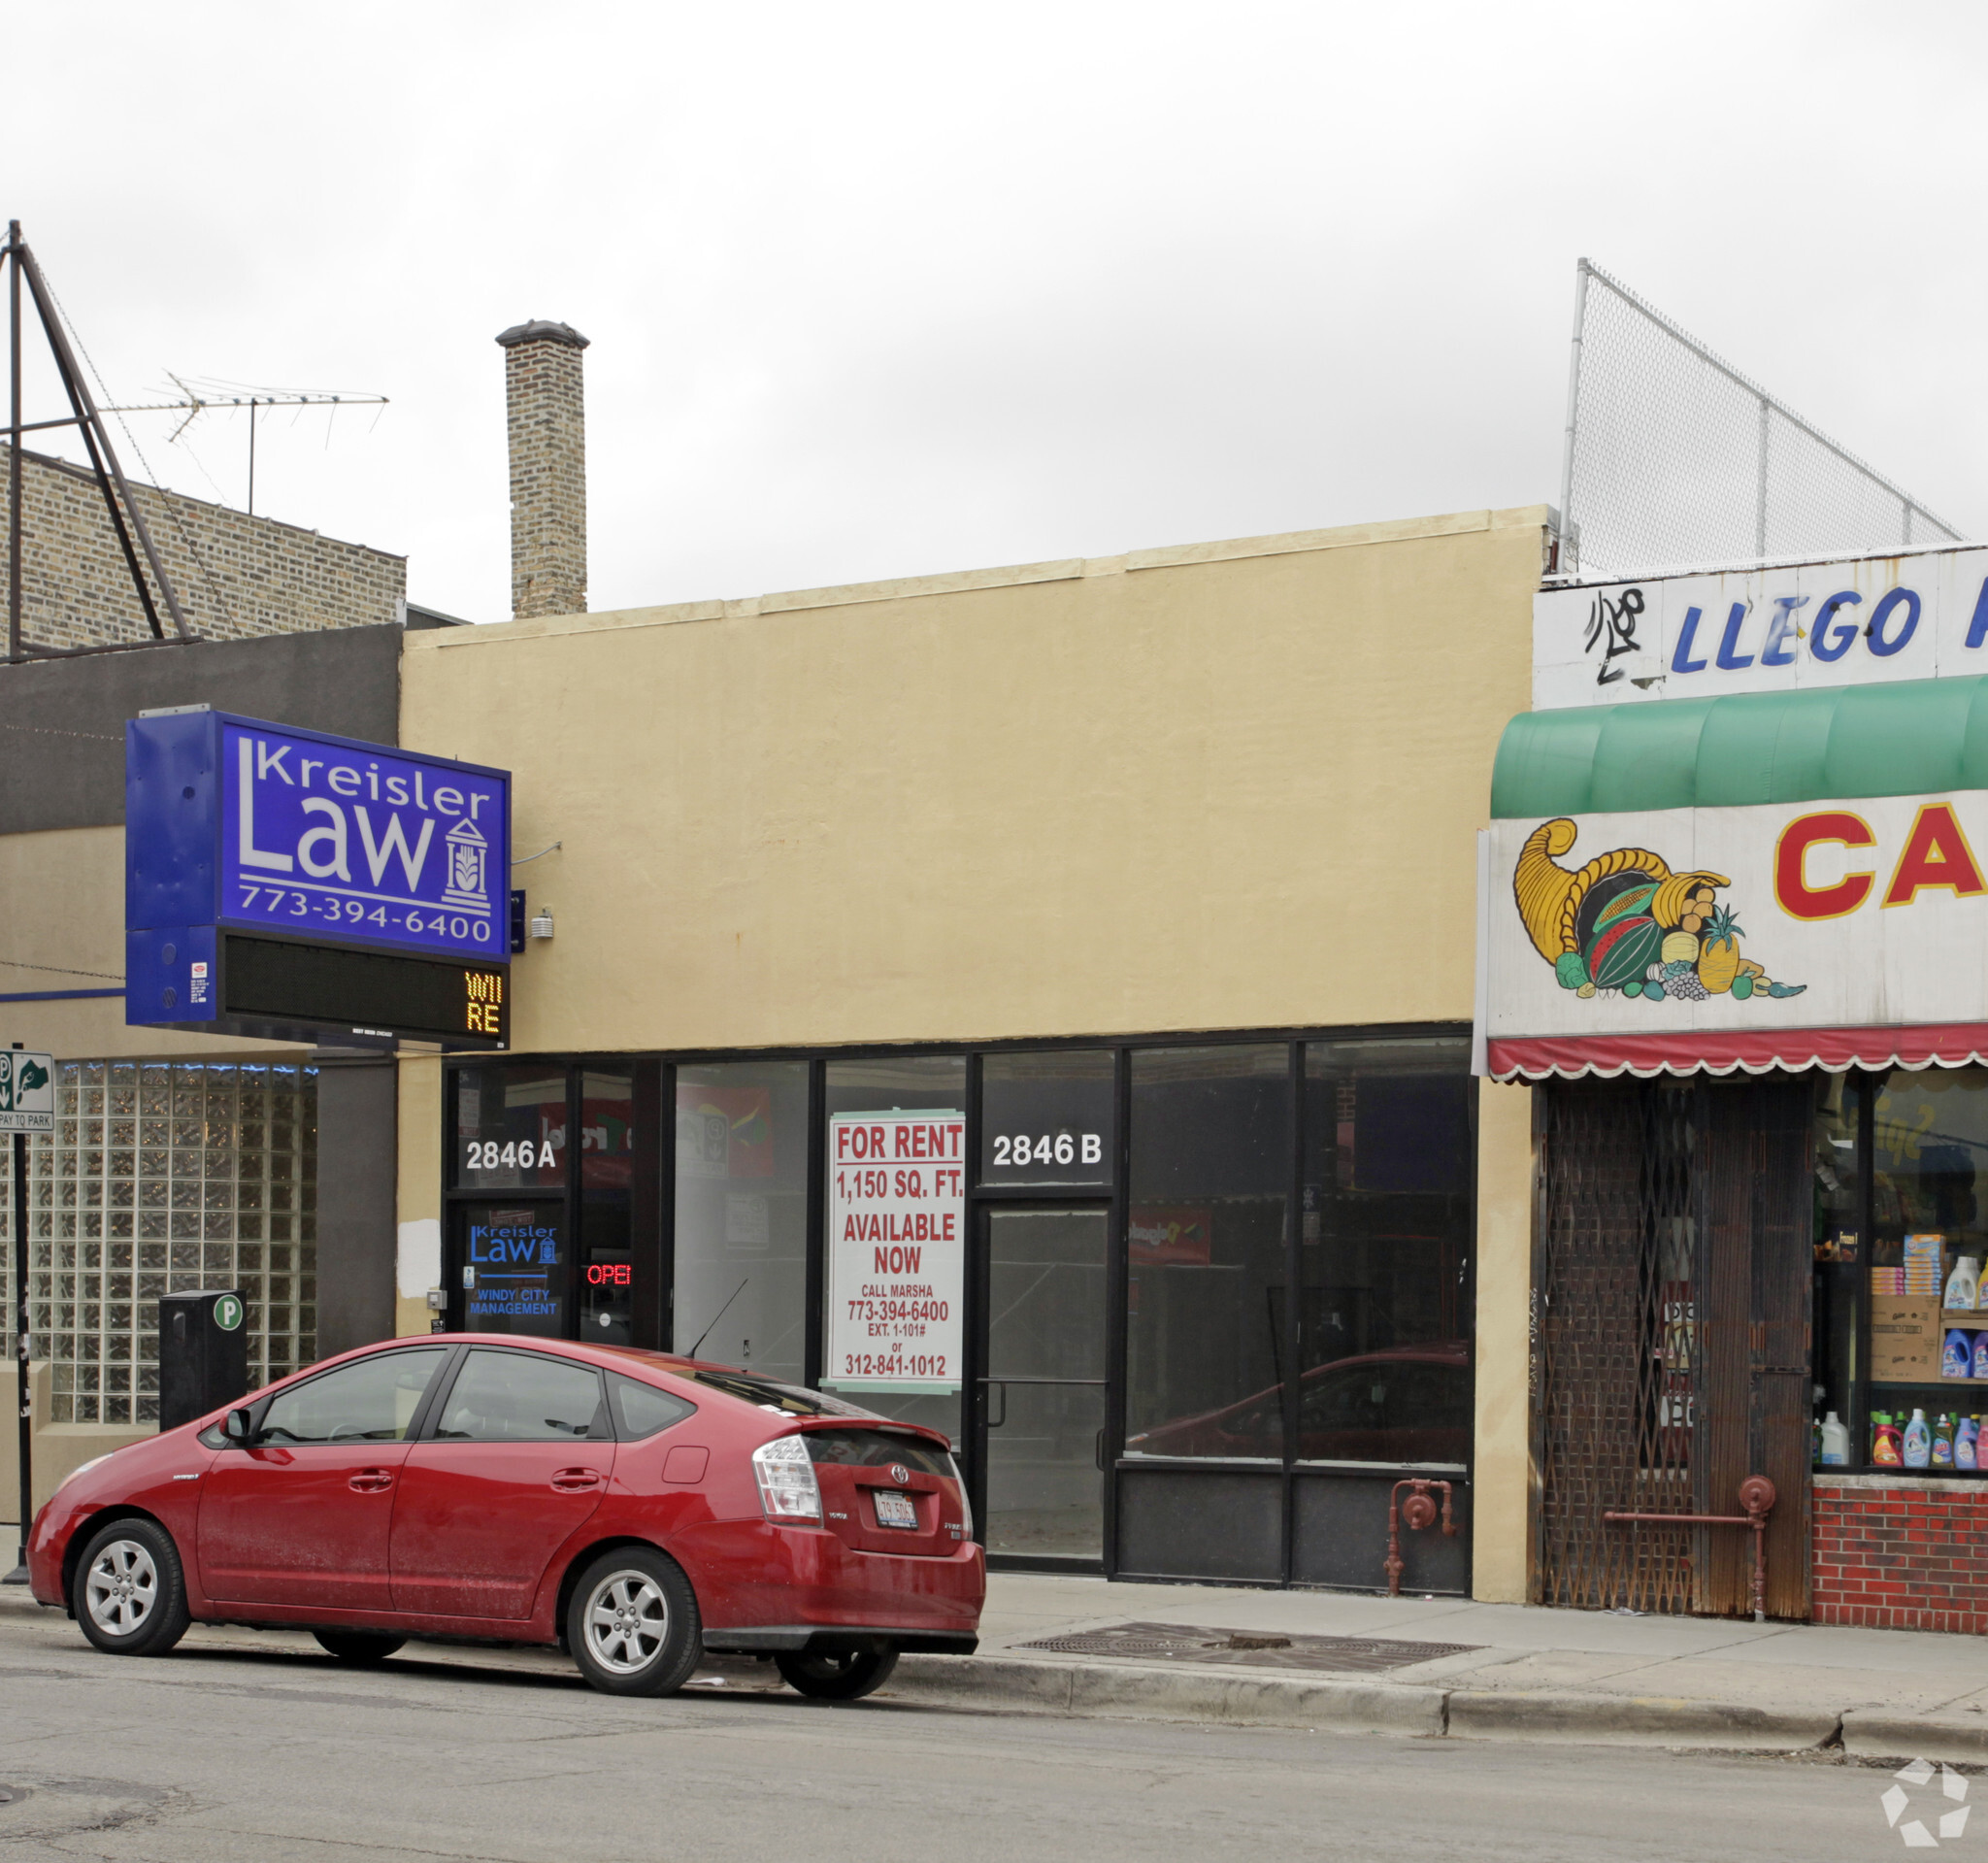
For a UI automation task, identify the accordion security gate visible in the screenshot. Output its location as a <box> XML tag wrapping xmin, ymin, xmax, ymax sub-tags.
<box><xmin>1532</xmin><ymin>1077</ymin><xmax>1811</xmax><ymax>1619</ymax></box>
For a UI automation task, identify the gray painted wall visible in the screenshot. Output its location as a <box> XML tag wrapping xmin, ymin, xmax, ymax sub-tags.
<box><xmin>0</xmin><ymin>624</ymin><xmax>402</xmax><ymax>836</ymax></box>
<box><xmin>313</xmin><ymin>1053</ymin><xmax>401</xmax><ymax>1359</ymax></box>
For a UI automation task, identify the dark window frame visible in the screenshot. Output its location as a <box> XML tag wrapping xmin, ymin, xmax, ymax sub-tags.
<box><xmin>439</xmin><ymin>1020</ymin><xmax>1477</xmax><ymax>1586</ymax></box>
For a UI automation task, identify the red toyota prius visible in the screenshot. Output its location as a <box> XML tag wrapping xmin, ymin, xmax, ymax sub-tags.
<box><xmin>27</xmin><ymin>1335</ymin><xmax>982</xmax><ymax>1700</ymax></box>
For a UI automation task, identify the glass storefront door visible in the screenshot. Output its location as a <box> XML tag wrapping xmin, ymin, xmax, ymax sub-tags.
<box><xmin>977</xmin><ymin>1205</ymin><xmax>1109</xmax><ymax>1561</ymax></box>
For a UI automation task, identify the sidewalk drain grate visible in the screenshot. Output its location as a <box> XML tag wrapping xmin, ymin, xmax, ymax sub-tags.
<box><xmin>1017</xmin><ymin>1621</ymin><xmax>1480</xmax><ymax>1674</ymax></box>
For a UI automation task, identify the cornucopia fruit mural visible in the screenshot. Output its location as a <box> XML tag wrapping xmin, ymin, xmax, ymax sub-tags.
<box><xmin>1514</xmin><ymin>818</ymin><xmax>1805</xmax><ymax>1004</ymax></box>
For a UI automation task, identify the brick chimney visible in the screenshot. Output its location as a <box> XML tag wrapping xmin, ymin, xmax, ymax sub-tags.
<box><xmin>496</xmin><ymin>318</ymin><xmax>589</xmax><ymax>619</ymax></box>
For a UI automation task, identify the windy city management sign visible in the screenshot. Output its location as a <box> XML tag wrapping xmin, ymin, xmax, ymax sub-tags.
<box><xmin>1535</xmin><ymin>544</ymin><xmax>1988</xmax><ymax>711</ymax></box>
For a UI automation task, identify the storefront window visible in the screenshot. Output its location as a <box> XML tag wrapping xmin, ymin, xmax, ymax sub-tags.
<box><xmin>580</xmin><ymin>1068</ymin><xmax>636</xmax><ymax>1346</ymax></box>
<box><xmin>1300</xmin><ymin>1039</ymin><xmax>1473</xmax><ymax>1467</ymax></box>
<box><xmin>1123</xmin><ymin>1046</ymin><xmax>1289</xmax><ymax>1461</ymax></box>
<box><xmin>1811</xmin><ymin>1074</ymin><xmax>1864</xmax><ymax>1465</ymax></box>
<box><xmin>675</xmin><ymin>1062</ymin><xmax>809</xmax><ymax>1383</ymax></box>
<box><xmin>1865</xmin><ymin>1065</ymin><xmax>1988</xmax><ymax>1470</ymax></box>
<box><xmin>453</xmin><ymin>1064</ymin><xmax>567</xmax><ymax>1190</ymax></box>
<box><xmin>823</xmin><ymin>1055</ymin><xmax>967</xmax><ymax>1446</ymax></box>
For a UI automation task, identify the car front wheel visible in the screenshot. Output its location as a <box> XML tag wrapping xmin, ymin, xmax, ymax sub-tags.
<box><xmin>73</xmin><ymin>1518</ymin><xmax>191</xmax><ymax>1658</ymax></box>
<box><xmin>566</xmin><ymin>1547</ymin><xmax>702</xmax><ymax>1697</ymax></box>
<box><xmin>775</xmin><ymin>1646</ymin><xmax>899</xmax><ymax>1701</ymax></box>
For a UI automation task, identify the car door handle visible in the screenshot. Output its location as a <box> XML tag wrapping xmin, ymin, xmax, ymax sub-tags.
<box><xmin>348</xmin><ymin>1469</ymin><xmax>394</xmax><ymax>1493</ymax></box>
<box><xmin>551</xmin><ymin>1468</ymin><xmax>603</xmax><ymax>1492</ymax></box>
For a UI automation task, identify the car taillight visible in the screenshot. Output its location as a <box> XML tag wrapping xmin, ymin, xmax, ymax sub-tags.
<box><xmin>752</xmin><ymin>1433</ymin><xmax>821</xmax><ymax>1522</ymax></box>
<box><xmin>949</xmin><ymin>1453</ymin><xmax>973</xmax><ymax>1540</ymax></box>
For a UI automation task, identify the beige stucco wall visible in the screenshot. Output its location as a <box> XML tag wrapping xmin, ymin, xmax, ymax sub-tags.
<box><xmin>402</xmin><ymin>507</ymin><xmax>1548</xmax><ymax>1050</ymax></box>
<box><xmin>398</xmin><ymin>504</ymin><xmax>1549</xmax><ymax>1599</ymax></box>
<box><xmin>1472</xmin><ymin>1076</ymin><xmax>1535</xmax><ymax>1601</ymax></box>
<box><xmin>394</xmin><ymin>1054</ymin><xmax>443</xmax><ymax>1339</ymax></box>
<box><xmin>0</xmin><ymin>823</ymin><xmax>310</xmax><ymax>1062</ymax></box>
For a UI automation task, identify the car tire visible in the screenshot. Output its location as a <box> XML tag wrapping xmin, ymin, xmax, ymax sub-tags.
<box><xmin>775</xmin><ymin>1646</ymin><xmax>899</xmax><ymax>1701</ymax></box>
<box><xmin>73</xmin><ymin>1517</ymin><xmax>191</xmax><ymax>1658</ymax></box>
<box><xmin>313</xmin><ymin>1630</ymin><xmax>407</xmax><ymax>1664</ymax></box>
<box><xmin>566</xmin><ymin>1547</ymin><xmax>702</xmax><ymax>1698</ymax></box>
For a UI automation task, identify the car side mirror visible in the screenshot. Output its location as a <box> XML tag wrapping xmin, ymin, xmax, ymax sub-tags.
<box><xmin>222</xmin><ymin>1407</ymin><xmax>256</xmax><ymax>1446</ymax></box>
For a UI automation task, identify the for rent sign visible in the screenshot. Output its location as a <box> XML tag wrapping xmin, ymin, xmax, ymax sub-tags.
<box><xmin>824</xmin><ymin>1111</ymin><xmax>964</xmax><ymax>1394</ymax></box>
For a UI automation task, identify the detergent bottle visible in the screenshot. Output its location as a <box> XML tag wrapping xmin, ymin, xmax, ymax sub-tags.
<box><xmin>1819</xmin><ymin>1412</ymin><xmax>1851</xmax><ymax>1466</ymax></box>
<box><xmin>1945</xmin><ymin>1329</ymin><xmax>1973</xmax><ymax>1379</ymax></box>
<box><xmin>1872</xmin><ymin>1413</ymin><xmax>1902</xmax><ymax>1464</ymax></box>
<box><xmin>1935</xmin><ymin>1414</ymin><xmax>1956</xmax><ymax>1467</ymax></box>
<box><xmin>1905</xmin><ymin>1409</ymin><xmax>1933</xmax><ymax>1469</ymax></box>
<box><xmin>1949</xmin><ymin>1254</ymin><xmax>1983</xmax><ymax>1310</ymax></box>
<box><xmin>1949</xmin><ymin>1254</ymin><xmax>1983</xmax><ymax>1309</ymax></box>
<box><xmin>1974</xmin><ymin>1333</ymin><xmax>1988</xmax><ymax>1381</ymax></box>
<box><xmin>1959</xmin><ymin>1415</ymin><xmax>1980</xmax><ymax>1470</ymax></box>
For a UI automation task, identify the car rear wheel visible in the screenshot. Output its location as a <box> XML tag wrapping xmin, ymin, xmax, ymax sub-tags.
<box><xmin>73</xmin><ymin>1518</ymin><xmax>190</xmax><ymax>1658</ymax></box>
<box><xmin>775</xmin><ymin>1646</ymin><xmax>899</xmax><ymax>1701</ymax></box>
<box><xmin>567</xmin><ymin>1547</ymin><xmax>701</xmax><ymax>1697</ymax></box>
<box><xmin>313</xmin><ymin>1630</ymin><xmax>407</xmax><ymax>1664</ymax></box>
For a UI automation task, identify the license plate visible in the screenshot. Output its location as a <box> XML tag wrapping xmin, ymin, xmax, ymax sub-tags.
<box><xmin>873</xmin><ymin>1490</ymin><xmax>918</xmax><ymax>1529</ymax></box>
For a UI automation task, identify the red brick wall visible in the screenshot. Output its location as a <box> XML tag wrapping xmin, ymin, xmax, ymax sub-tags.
<box><xmin>1812</xmin><ymin>1480</ymin><xmax>1988</xmax><ymax>1634</ymax></box>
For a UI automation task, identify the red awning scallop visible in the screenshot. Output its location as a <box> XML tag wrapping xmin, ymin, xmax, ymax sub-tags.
<box><xmin>1487</xmin><ymin>1023</ymin><xmax>1988</xmax><ymax>1082</ymax></box>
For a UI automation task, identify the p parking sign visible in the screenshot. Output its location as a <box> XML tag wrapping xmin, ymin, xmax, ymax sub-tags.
<box><xmin>0</xmin><ymin>1050</ymin><xmax>53</xmax><ymax>1133</ymax></box>
<box><xmin>213</xmin><ymin>1293</ymin><xmax>244</xmax><ymax>1332</ymax></box>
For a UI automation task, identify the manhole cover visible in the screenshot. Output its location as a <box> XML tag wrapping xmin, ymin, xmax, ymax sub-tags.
<box><xmin>0</xmin><ymin>1786</ymin><xmax>27</xmax><ymax>1808</ymax></box>
<box><xmin>1017</xmin><ymin>1621</ymin><xmax>1480</xmax><ymax>1674</ymax></box>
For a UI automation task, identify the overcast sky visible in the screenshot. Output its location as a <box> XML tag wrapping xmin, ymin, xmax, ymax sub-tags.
<box><xmin>5</xmin><ymin>3</ymin><xmax>1984</xmax><ymax>622</ymax></box>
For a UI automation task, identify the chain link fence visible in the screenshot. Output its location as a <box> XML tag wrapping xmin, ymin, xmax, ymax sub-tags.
<box><xmin>1556</xmin><ymin>261</ymin><xmax>1965</xmax><ymax>582</ymax></box>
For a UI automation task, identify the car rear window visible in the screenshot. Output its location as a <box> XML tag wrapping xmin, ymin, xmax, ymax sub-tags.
<box><xmin>607</xmin><ymin>1373</ymin><xmax>697</xmax><ymax>1440</ymax></box>
<box><xmin>802</xmin><ymin>1428</ymin><xmax>955</xmax><ymax>1479</ymax></box>
<box><xmin>670</xmin><ymin>1368</ymin><xmax>878</xmax><ymax>1418</ymax></box>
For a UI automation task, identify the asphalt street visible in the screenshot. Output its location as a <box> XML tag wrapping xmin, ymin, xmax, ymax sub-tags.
<box><xmin>0</xmin><ymin>1603</ymin><xmax>1946</xmax><ymax>1862</ymax></box>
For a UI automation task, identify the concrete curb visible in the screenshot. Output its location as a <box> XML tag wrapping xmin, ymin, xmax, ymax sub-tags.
<box><xmin>1445</xmin><ymin>1687</ymin><xmax>1839</xmax><ymax>1751</ymax></box>
<box><xmin>891</xmin><ymin>1654</ymin><xmax>1445</xmax><ymax>1736</ymax></box>
<box><xmin>1841</xmin><ymin>1711</ymin><xmax>1988</xmax><ymax>1766</ymax></box>
<box><xmin>893</xmin><ymin>1654</ymin><xmax>1850</xmax><ymax>1752</ymax></box>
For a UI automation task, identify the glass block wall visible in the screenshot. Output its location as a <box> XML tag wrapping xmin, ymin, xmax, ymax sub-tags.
<box><xmin>1</xmin><ymin>1060</ymin><xmax>317</xmax><ymax>1425</ymax></box>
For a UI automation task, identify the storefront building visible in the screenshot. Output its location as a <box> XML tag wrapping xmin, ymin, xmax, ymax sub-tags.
<box><xmin>392</xmin><ymin>506</ymin><xmax>1550</xmax><ymax>1593</ymax></box>
<box><xmin>1486</xmin><ymin>543</ymin><xmax>1988</xmax><ymax>1631</ymax></box>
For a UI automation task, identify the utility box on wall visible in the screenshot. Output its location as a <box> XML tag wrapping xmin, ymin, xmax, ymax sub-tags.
<box><xmin>158</xmin><ymin>1288</ymin><xmax>249</xmax><ymax>1431</ymax></box>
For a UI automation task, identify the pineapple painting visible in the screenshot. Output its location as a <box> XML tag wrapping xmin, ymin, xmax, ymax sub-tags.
<box><xmin>1513</xmin><ymin>817</ymin><xmax>1805</xmax><ymax>1005</ymax></box>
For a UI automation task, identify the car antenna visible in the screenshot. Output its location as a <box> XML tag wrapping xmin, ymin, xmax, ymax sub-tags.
<box><xmin>687</xmin><ymin>1279</ymin><xmax>749</xmax><ymax>1359</ymax></box>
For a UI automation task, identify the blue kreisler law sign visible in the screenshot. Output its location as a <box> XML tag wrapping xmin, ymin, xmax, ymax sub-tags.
<box><xmin>126</xmin><ymin>709</ymin><xmax>512</xmax><ymax>1047</ymax></box>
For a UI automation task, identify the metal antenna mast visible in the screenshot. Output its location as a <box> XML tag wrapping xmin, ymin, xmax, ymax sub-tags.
<box><xmin>122</xmin><ymin>378</ymin><xmax>389</xmax><ymax>516</ymax></box>
<box><xmin>4</xmin><ymin>219</ymin><xmax>194</xmax><ymax>660</ymax></box>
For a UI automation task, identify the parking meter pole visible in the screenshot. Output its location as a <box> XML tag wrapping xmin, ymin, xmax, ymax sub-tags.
<box><xmin>6</xmin><ymin>1125</ymin><xmax>27</xmax><ymax>1584</ymax></box>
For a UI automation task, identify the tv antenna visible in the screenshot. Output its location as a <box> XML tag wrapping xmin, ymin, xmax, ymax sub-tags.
<box><xmin>107</xmin><ymin>376</ymin><xmax>388</xmax><ymax>517</ymax></box>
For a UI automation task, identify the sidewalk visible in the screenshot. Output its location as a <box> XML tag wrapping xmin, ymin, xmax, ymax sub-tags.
<box><xmin>8</xmin><ymin>1568</ymin><xmax>1986</xmax><ymax>1760</ymax></box>
<box><xmin>887</xmin><ymin>1573</ymin><xmax>1988</xmax><ymax>1760</ymax></box>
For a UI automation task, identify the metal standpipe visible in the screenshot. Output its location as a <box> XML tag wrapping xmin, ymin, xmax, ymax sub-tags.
<box><xmin>1605</xmin><ymin>1475</ymin><xmax>1778</xmax><ymax>1623</ymax></box>
<box><xmin>1384</xmin><ymin>1478</ymin><xmax>1458</xmax><ymax>1597</ymax></box>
